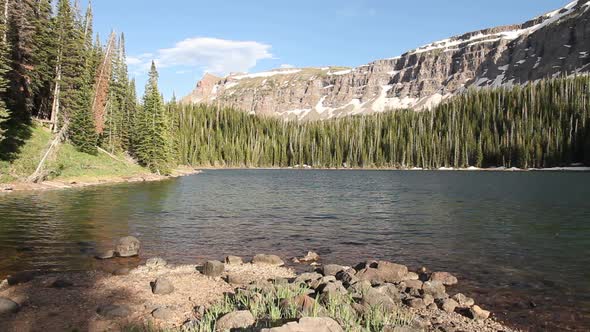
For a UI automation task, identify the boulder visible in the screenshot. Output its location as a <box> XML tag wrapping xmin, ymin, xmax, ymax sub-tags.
<box><xmin>252</xmin><ymin>254</ymin><xmax>284</xmax><ymax>266</ymax></box>
<box><xmin>95</xmin><ymin>250</ymin><xmax>116</xmax><ymax>260</ymax></box>
<box><xmin>262</xmin><ymin>317</ymin><xmax>343</xmax><ymax>332</ymax></box>
<box><xmin>347</xmin><ymin>280</ymin><xmax>372</xmax><ymax>300</ymax></box>
<box><xmin>294</xmin><ymin>272</ymin><xmax>323</xmax><ymax>284</ymax></box>
<box><xmin>226</xmin><ymin>273</ymin><xmax>249</xmax><ymax>285</ymax></box>
<box><xmin>215</xmin><ymin>310</ymin><xmax>255</xmax><ymax>331</ymax></box>
<box><xmin>7</xmin><ymin>271</ymin><xmax>35</xmax><ymax>285</ymax></box>
<box><xmin>0</xmin><ymin>297</ymin><xmax>19</xmax><ymax>315</ymax></box>
<box><xmin>300</xmin><ymin>251</ymin><xmax>320</xmax><ymax>262</ymax></box>
<box><xmin>452</xmin><ymin>293</ymin><xmax>475</xmax><ymax>307</ymax></box>
<box><xmin>203</xmin><ymin>260</ymin><xmax>225</xmax><ymax>277</ymax></box>
<box><xmin>427</xmin><ymin>303</ymin><xmax>438</xmax><ymax>311</ymax></box>
<box><xmin>404</xmin><ymin>280</ymin><xmax>423</xmax><ymax>290</ymax></box>
<box><xmin>469</xmin><ymin>305</ymin><xmax>490</xmax><ymax>320</ymax></box>
<box><xmin>280</xmin><ymin>295</ymin><xmax>318</xmax><ymax>314</ymax></box>
<box><xmin>422</xmin><ymin>281</ymin><xmax>447</xmax><ymax>299</ymax></box>
<box><xmin>421</xmin><ymin>293</ymin><xmax>434</xmax><ymax>306</ymax></box>
<box><xmin>404</xmin><ymin>272</ymin><xmax>419</xmax><ymax>281</ymax></box>
<box><xmin>362</xmin><ymin>287</ymin><xmax>397</xmax><ymax>311</ymax></box>
<box><xmin>405</xmin><ymin>297</ymin><xmax>426</xmax><ymax>309</ymax></box>
<box><xmin>116</xmin><ymin>236</ymin><xmax>140</xmax><ymax>257</ymax></box>
<box><xmin>430</xmin><ymin>272</ymin><xmax>458</xmax><ymax>286</ymax></box>
<box><xmin>374</xmin><ymin>284</ymin><xmax>402</xmax><ymax>303</ymax></box>
<box><xmin>441</xmin><ymin>298</ymin><xmax>459</xmax><ymax>313</ymax></box>
<box><xmin>225</xmin><ymin>255</ymin><xmax>243</xmax><ymax>265</ymax></box>
<box><xmin>377</xmin><ymin>261</ymin><xmax>408</xmax><ymax>283</ymax></box>
<box><xmin>319</xmin><ymin>281</ymin><xmax>347</xmax><ymax>296</ymax></box>
<box><xmin>152</xmin><ymin>307</ymin><xmax>175</xmax><ymax>321</ymax></box>
<box><xmin>356</xmin><ymin>268</ymin><xmax>383</xmax><ymax>286</ymax></box>
<box><xmin>151</xmin><ymin>278</ymin><xmax>174</xmax><ymax>295</ymax></box>
<box><xmin>322</xmin><ymin>264</ymin><xmax>345</xmax><ymax>276</ymax></box>
<box><xmin>335</xmin><ymin>270</ymin><xmax>359</xmax><ymax>287</ymax></box>
<box><xmin>96</xmin><ymin>304</ymin><xmax>131</xmax><ymax>318</ymax></box>
<box><xmin>146</xmin><ymin>257</ymin><xmax>167</xmax><ymax>268</ymax></box>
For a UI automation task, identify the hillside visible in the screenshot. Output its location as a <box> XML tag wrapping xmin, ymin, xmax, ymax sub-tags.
<box><xmin>183</xmin><ymin>0</ymin><xmax>590</xmax><ymax>120</ymax></box>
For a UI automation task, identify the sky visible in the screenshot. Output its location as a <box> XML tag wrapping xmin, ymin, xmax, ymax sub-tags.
<box><xmin>87</xmin><ymin>0</ymin><xmax>572</xmax><ymax>99</ymax></box>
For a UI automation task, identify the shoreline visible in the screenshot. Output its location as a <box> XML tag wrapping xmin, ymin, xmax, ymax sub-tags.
<box><xmin>0</xmin><ymin>245</ymin><xmax>519</xmax><ymax>332</ymax></box>
<box><xmin>0</xmin><ymin>167</ymin><xmax>201</xmax><ymax>194</ymax></box>
<box><xmin>196</xmin><ymin>165</ymin><xmax>590</xmax><ymax>172</ymax></box>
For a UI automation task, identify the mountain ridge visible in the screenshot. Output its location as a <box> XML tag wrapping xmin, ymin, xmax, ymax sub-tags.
<box><xmin>182</xmin><ymin>0</ymin><xmax>590</xmax><ymax>120</ymax></box>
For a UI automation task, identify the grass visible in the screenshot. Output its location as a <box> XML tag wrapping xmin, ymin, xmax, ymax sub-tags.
<box><xmin>0</xmin><ymin>124</ymin><xmax>149</xmax><ymax>184</ymax></box>
<box><xmin>123</xmin><ymin>280</ymin><xmax>414</xmax><ymax>332</ymax></box>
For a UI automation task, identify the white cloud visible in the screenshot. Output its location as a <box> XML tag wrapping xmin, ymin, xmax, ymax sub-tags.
<box><xmin>280</xmin><ymin>64</ymin><xmax>295</xmax><ymax>69</ymax></box>
<box><xmin>128</xmin><ymin>37</ymin><xmax>273</xmax><ymax>76</ymax></box>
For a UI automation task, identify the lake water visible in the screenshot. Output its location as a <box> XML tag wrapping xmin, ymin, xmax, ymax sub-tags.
<box><xmin>0</xmin><ymin>170</ymin><xmax>589</xmax><ymax>330</ymax></box>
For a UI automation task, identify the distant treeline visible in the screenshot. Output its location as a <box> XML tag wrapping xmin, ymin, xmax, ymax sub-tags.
<box><xmin>173</xmin><ymin>75</ymin><xmax>590</xmax><ymax>169</ymax></box>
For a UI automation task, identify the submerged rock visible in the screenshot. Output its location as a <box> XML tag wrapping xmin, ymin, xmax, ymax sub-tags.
<box><xmin>116</xmin><ymin>236</ymin><xmax>140</xmax><ymax>257</ymax></box>
<box><xmin>113</xmin><ymin>267</ymin><xmax>131</xmax><ymax>276</ymax></box>
<box><xmin>151</xmin><ymin>278</ymin><xmax>174</xmax><ymax>295</ymax></box>
<box><xmin>252</xmin><ymin>254</ymin><xmax>284</xmax><ymax>266</ymax></box>
<box><xmin>95</xmin><ymin>250</ymin><xmax>116</xmax><ymax>260</ymax></box>
<box><xmin>215</xmin><ymin>310</ymin><xmax>255</xmax><ymax>331</ymax></box>
<box><xmin>7</xmin><ymin>271</ymin><xmax>35</xmax><ymax>285</ymax></box>
<box><xmin>0</xmin><ymin>297</ymin><xmax>19</xmax><ymax>315</ymax></box>
<box><xmin>96</xmin><ymin>304</ymin><xmax>131</xmax><ymax>318</ymax></box>
<box><xmin>146</xmin><ymin>257</ymin><xmax>167</xmax><ymax>268</ymax></box>
<box><xmin>51</xmin><ymin>279</ymin><xmax>73</xmax><ymax>288</ymax></box>
<box><xmin>300</xmin><ymin>251</ymin><xmax>320</xmax><ymax>262</ymax></box>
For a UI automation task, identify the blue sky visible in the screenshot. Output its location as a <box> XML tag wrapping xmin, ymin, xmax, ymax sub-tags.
<box><xmin>88</xmin><ymin>0</ymin><xmax>571</xmax><ymax>99</ymax></box>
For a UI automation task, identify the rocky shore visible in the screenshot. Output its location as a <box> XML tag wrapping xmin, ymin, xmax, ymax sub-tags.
<box><xmin>0</xmin><ymin>167</ymin><xmax>201</xmax><ymax>193</ymax></box>
<box><xmin>0</xmin><ymin>238</ymin><xmax>517</xmax><ymax>332</ymax></box>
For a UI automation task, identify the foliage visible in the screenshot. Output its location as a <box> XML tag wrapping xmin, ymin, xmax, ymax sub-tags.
<box><xmin>174</xmin><ymin>75</ymin><xmax>590</xmax><ymax>169</ymax></box>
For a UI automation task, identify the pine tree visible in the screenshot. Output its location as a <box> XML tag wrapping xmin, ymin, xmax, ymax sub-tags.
<box><xmin>135</xmin><ymin>61</ymin><xmax>172</xmax><ymax>173</ymax></box>
<box><xmin>0</xmin><ymin>0</ymin><xmax>10</xmax><ymax>145</ymax></box>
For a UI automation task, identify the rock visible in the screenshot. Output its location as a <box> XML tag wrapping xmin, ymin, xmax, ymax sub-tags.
<box><xmin>294</xmin><ymin>272</ymin><xmax>323</xmax><ymax>284</ymax></box>
<box><xmin>452</xmin><ymin>293</ymin><xmax>475</xmax><ymax>308</ymax></box>
<box><xmin>280</xmin><ymin>295</ymin><xmax>318</xmax><ymax>314</ymax></box>
<box><xmin>320</xmin><ymin>281</ymin><xmax>347</xmax><ymax>296</ymax></box>
<box><xmin>422</xmin><ymin>281</ymin><xmax>447</xmax><ymax>299</ymax></box>
<box><xmin>405</xmin><ymin>272</ymin><xmax>419</xmax><ymax>281</ymax></box>
<box><xmin>356</xmin><ymin>268</ymin><xmax>383</xmax><ymax>286</ymax></box>
<box><xmin>377</xmin><ymin>261</ymin><xmax>408</xmax><ymax>283</ymax></box>
<box><xmin>262</xmin><ymin>316</ymin><xmax>343</xmax><ymax>332</ymax></box>
<box><xmin>51</xmin><ymin>279</ymin><xmax>73</xmax><ymax>288</ymax></box>
<box><xmin>300</xmin><ymin>251</ymin><xmax>320</xmax><ymax>262</ymax></box>
<box><xmin>7</xmin><ymin>271</ymin><xmax>35</xmax><ymax>285</ymax></box>
<box><xmin>335</xmin><ymin>270</ymin><xmax>359</xmax><ymax>287</ymax></box>
<box><xmin>374</xmin><ymin>284</ymin><xmax>402</xmax><ymax>303</ymax></box>
<box><xmin>422</xmin><ymin>293</ymin><xmax>434</xmax><ymax>306</ymax></box>
<box><xmin>96</xmin><ymin>304</ymin><xmax>131</xmax><ymax>318</ymax></box>
<box><xmin>95</xmin><ymin>250</ymin><xmax>116</xmax><ymax>260</ymax></box>
<box><xmin>215</xmin><ymin>310</ymin><xmax>255</xmax><ymax>331</ymax></box>
<box><xmin>469</xmin><ymin>305</ymin><xmax>490</xmax><ymax>320</ymax></box>
<box><xmin>226</xmin><ymin>273</ymin><xmax>249</xmax><ymax>285</ymax></box>
<box><xmin>225</xmin><ymin>255</ymin><xmax>243</xmax><ymax>265</ymax></box>
<box><xmin>152</xmin><ymin>307</ymin><xmax>175</xmax><ymax>321</ymax></box>
<box><xmin>427</xmin><ymin>303</ymin><xmax>438</xmax><ymax>310</ymax></box>
<box><xmin>0</xmin><ymin>297</ymin><xmax>19</xmax><ymax>315</ymax></box>
<box><xmin>116</xmin><ymin>236</ymin><xmax>140</xmax><ymax>257</ymax></box>
<box><xmin>252</xmin><ymin>254</ymin><xmax>284</xmax><ymax>266</ymax></box>
<box><xmin>151</xmin><ymin>278</ymin><xmax>174</xmax><ymax>295</ymax></box>
<box><xmin>113</xmin><ymin>267</ymin><xmax>131</xmax><ymax>276</ymax></box>
<box><xmin>322</xmin><ymin>264</ymin><xmax>345</xmax><ymax>276</ymax></box>
<box><xmin>405</xmin><ymin>297</ymin><xmax>426</xmax><ymax>309</ymax></box>
<box><xmin>203</xmin><ymin>260</ymin><xmax>225</xmax><ymax>277</ymax></box>
<box><xmin>404</xmin><ymin>279</ymin><xmax>423</xmax><ymax>290</ymax></box>
<box><xmin>146</xmin><ymin>257</ymin><xmax>167</xmax><ymax>268</ymax></box>
<box><xmin>441</xmin><ymin>298</ymin><xmax>459</xmax><ymax>313</ymax></box>
<box><xmin>348</xmin><ymin>280</ymin><xmax>372</xmax><ymax>300</ymax></box>
<box><xmin>430</xmin><ymin>272</ymin><xmax>458</xmax><ymax>286</ymax></box>
<box><xmin>362</xmin><ymin>287</ymin><xmax>397</xmax><ymax>311</ymax></box>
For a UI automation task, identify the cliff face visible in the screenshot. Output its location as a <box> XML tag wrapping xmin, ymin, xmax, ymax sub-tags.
<box><xmin>182</xmin><ymin>0</ymin><xmax>590</xmax><ymax>120</ymax></box>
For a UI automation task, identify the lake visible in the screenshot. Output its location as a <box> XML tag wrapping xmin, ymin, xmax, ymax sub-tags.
<box><xmin>0</xmin><ymin>170</ymin><xmax>589</xmax><ymax>330</ymax></box>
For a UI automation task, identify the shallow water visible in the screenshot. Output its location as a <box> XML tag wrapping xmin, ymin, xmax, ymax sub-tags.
<box><xmin>0</xmin><ymin>170</ymin><xmax>589</xmax><ymax>330</ymax></box>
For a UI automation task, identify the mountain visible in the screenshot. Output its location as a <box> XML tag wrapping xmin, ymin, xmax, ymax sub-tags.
<box><xmin>182</xmin><ymin>0</ymin><xmax>590</xmax><ymax>120</ymax></box>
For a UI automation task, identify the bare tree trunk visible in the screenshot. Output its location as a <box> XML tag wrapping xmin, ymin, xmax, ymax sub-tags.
<box><xmin>27</xmin><ymin>122</ymin><xmax>69</xmax><ymax>183</ymax></box>
<box><xmin>50</xmin><ymin>65</ymin><xmax>61</xmax><ymax>133</ymax></box>
<box><xmin>2</xmin><ymin>0</ymin><xmax>8</xmax><ymax>43</ymax></box>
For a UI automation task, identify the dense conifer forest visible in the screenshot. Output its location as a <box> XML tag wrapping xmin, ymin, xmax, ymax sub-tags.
<box><xmin>173</xmin><ymin>76</ymin><xmax>590</xmax><ymax>169</ymax></box>
<box><xmin>0</xmin><ymin>1</ymin><xmax>589</xmax><ymax>179</ymax></box>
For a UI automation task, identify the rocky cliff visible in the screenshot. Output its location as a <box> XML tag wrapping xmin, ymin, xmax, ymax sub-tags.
<box><xmin>182</xmin><ymin>0</ymin><xmax>590</xmax><ymax>120</ymax></box>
